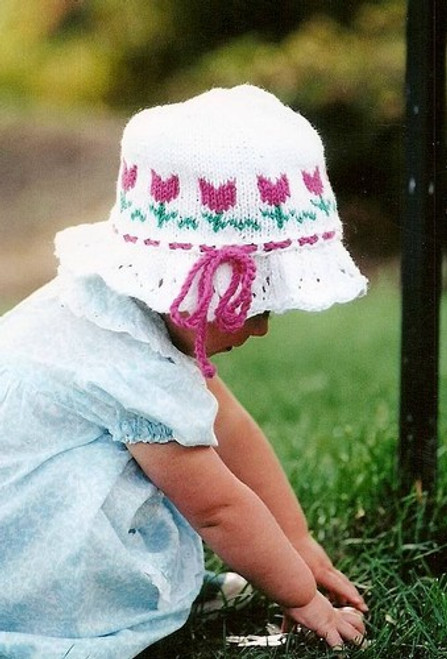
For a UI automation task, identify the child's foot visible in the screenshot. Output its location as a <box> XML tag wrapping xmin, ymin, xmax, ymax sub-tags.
<box><xmin>194</xmin><ymin>571</ymin><xmax>254</xmax><ymax>614</ymax></box>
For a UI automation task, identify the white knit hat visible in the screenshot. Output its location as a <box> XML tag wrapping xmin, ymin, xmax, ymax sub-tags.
<box><xmin>56</xmin><ymin>85</ymin><xmax>367</xmax><ymax>375</ymax></box>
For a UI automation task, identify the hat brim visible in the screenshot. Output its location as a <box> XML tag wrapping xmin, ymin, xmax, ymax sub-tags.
<box><xmin>55</xmin><ymin>221</ymin><xmax>368</xmax><ymax>319</ymax></box>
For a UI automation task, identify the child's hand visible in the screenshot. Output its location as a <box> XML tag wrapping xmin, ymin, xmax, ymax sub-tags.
<box><xmin>283</xmin><ymin>591</ymin><xmax>366</xmax><ymax>649</ymax></box>
<box><xmin>295</xmin><ymin>535</ymin><xmax>368</xmax><ymax>613</ymax></box>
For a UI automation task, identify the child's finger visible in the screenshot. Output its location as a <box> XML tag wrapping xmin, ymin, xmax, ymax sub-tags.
<box><xmin>320</xmin><ymin>570</ymin><xmax>368</xmax><ymax>612</ymax></box>
<box><xmin>324</xmin><ymin>628</ymin><xmax>344</xmax><ymax>649</ymax></box>
<box><xmin>338</xmin><ymin>607</ymin><xmax>366</xmax><ymax>636</ymax></box>
<box><xmin>337</xmin><ymin>618</ymin><xmax>366</xmax><ymax>647</ymax></box>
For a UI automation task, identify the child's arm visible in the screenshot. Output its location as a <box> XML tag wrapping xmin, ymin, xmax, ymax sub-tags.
<box><xmin>128</xmin><ymin>440</ymin><xmax>365</xmax><ymax>647</ymax></box>
<box><xmin>206</xmin><ymin>375</ymin><xmax>368</xmax><ymax>613</ymax></box>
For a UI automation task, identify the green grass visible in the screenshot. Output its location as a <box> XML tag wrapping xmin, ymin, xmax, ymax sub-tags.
<box><xmin>146</xmin><ymin>266</ymin><xmax>447</xmax><ymax>659</ymax></box>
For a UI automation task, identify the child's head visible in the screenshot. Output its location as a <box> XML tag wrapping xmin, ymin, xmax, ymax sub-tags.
<box><xmin>56</xmin><ymin>85</ymin><xmax>367</xmax><ymax>376</ymax></box>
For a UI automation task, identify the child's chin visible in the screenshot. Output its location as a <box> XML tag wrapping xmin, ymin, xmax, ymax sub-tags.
<box><xmin>210</xmin><ymin>345</ymin><xmax>234</xmax><ymax>356</ymax></box>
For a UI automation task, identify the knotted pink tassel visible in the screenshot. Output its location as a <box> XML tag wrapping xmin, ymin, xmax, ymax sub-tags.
<box><xmin>170</xmin><ymin>245</ymin><xmax>257</xmax><ymax>378</ymax></box>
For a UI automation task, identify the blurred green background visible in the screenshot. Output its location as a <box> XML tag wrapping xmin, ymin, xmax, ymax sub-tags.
<box><xmin>1</xmin><ymin>0</ymin><xmax>404</xmax><ymax>302</ymax></box>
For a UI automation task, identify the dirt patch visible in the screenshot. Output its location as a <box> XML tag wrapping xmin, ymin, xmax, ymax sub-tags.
<box><xmin>0</xmin><ymin>112</ymin><xmax>124</xmax><ymax>302</ymax></box>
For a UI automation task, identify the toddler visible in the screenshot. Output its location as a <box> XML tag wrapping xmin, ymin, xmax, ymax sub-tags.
<box><xmin>0</xmin><ymin>85</ymin><xmax>368</xmax><ymax>658</ymax></box>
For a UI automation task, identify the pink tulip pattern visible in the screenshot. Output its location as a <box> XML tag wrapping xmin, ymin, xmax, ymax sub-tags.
<box><xmin>199</xmin><ymin>178</ymin><xmax>237</xmax><ymax>214</ymax></box>
<box><xmin>151</xmin><ymin>170</ymin><xmax>179</xmax><ymax>203</ymax></box>
<box><xmin>257</xmin><ymin>174</ymin><xmax>291</xmax><ymax>229</ymax></box>
<box><xmin>117</xmin><ymin>164</ymin><xmax>336</xmax><ymax>235</ymax></box>
<box><xmin>301</xmin><ymin>167</ymin><xmax>323</xmax><ymax>196</ymax></box>
<box><xmin>257</xmin><ymin>173</ymin><xmax>290</xmax><ymax>206</ymax></box>
<box><xmin>148</xmin><ymin>170</ymin><xmax>182</xmax><ymax>227</ymax></box>
<box><xmin>301</xmin><ymin>166</ymin><xmax>334</xmax><ymax>216</ymax></box>
<box><xmin>121</xmin><ymin>160</ymin><xmax>138</xmax><ymax>191</ymax></box>
<box><xmin>120</xmin><ymin>160</ymin><xmax>138</xmax><ymax>212</ymax></box>
<box><xmin>200</xmin><ymin>178</ymin><xmax>260</xmax><ymax>233</ymax></box>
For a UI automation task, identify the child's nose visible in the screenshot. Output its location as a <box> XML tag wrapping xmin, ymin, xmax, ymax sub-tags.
<box><xmin>250</xmin><ymin>314</ymin><xmax>269</xmax><ymax>336</ymax></box>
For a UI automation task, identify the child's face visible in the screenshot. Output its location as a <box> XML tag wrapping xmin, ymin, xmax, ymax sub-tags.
<box><xmin>205</xmin><ymin>312</ymin><xmax>270</xmax><ymax>355</ymax></box>
<box><xmin>164</xmin><ymin>312</ymin><xmax>270</xmax><ymax>358</ymax></box>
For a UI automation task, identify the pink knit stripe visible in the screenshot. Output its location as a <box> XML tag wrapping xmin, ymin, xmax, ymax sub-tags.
<box><xmin>263</xmin><ymin>239</ymin><xmax>292</xmax><ymax>252</ymax></box>
<box><xmin>298</xmin><ymin>234</ymin><xmax>318</xmax><ymax>246</ymax></box>
<box><xmin>117</xmin><ymin>231</ymin><xmax>338</xmax><ymax>251</ymax></box>
<box><xmin>168</xmin><ymin>242</ymin><xmax>193</xmax><ymax>250</ymax></box>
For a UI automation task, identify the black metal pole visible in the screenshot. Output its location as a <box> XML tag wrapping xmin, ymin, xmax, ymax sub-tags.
<box><xmin>399</xmin><ymin>0</ymin><xmax>446</xmax><ymax>496</ymax></box>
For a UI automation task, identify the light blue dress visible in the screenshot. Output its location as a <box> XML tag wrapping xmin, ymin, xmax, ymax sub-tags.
<box><xmin>0</xmin><ymin>275</ymin><xmax>218</xmax><ymax>659</ymax></box>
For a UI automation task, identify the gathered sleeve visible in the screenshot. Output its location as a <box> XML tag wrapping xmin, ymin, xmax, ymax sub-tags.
<box><xmin>72</xmin><ymin>345</ymin><xmax>219</xmax><ymax>448</ymax></box>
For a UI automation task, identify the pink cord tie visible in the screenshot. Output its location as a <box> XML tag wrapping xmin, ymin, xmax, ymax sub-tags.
<box><xmin>170</xmin><ymin>245</ymin><xmax>257</xmax><ymax>378</ymax></box>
